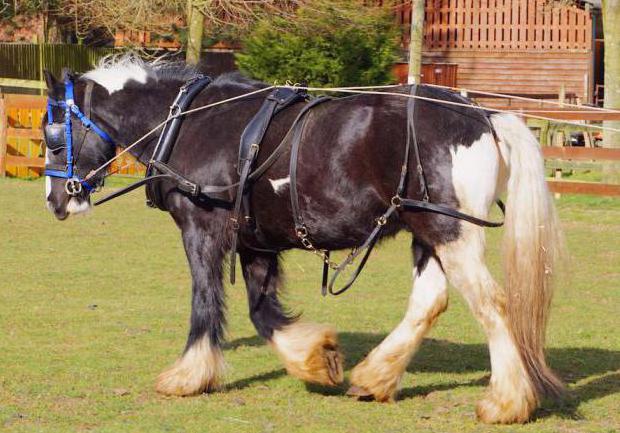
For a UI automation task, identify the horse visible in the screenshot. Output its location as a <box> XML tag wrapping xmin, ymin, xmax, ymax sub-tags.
<box><xmin>42</xmin><ymin>57</ymin><xmax>564</xmax><ymax>424</ymax></box>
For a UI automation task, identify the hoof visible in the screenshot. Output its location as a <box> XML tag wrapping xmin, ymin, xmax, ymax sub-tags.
<box><xmin>271</xmin><ymin>322</ymin><xmax>344</xmax><ymax>386</ymax></box>
<box><xmin>155</xmin><ymin>337</ymin><xmax>225</xmax><ymax>396</ymax></box>
<box><xmin>346</xmin><ymin>385</ymin><xmax>375</xmax><ymax>401</ymax></box>
<box><xmin>475</xmin><ymin>392</ymin><xmax>537</xmax><ymax>424</ymax></box>
<box><xmin>348</xmin><ymin>354</ymin><xmax>405</xmax><ymax>402</ymax></box>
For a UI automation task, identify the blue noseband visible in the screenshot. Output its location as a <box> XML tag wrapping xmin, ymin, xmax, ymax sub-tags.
<box><xmin>44</xmin><ymin>78</ymin><xmax>115</xmax><ymax>194</ymax></box>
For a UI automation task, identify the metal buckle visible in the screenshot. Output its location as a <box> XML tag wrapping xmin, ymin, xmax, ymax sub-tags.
<box><xmin>65</xmin><ymin>178</ymin><xmax>83</xmax><ymax>196</ymax></box>
<box><xmin>230</xmin><ymin>218</ymin><xmax>240</xmax><ymax>230</ymax></box>
<box><xmin>296</xmin><ymin>226</ymin><xmax>308</xmax><ymax>238</ymax></box>
<box><xmin>376</xmin><ymin>215</ymin><xmax>387</xmax><ymax>226</ymax></box>
<box><xmin>301</xmin><ymin>237</ymin><xmax>313</xmax><ymax>249</ymax></box>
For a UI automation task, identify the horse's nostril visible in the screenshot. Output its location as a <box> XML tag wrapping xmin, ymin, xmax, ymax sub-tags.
<box><xmin>51</xmin><ymin>203</ymin><xmax>68</xmax><ymax>220</ymax></box>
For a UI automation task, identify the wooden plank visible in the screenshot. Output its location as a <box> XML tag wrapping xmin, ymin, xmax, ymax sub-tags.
<box><xmin>547</xmin><ymin>181</ymin><xmax>620</xmax><ymax>197</ymax></box>
<box><xmin>0</xmin><ymin>77</ymin><xmax>45</xmax><ymax>90</ymax></box>
<box><xmin>524</xmin><ymin>111</ymin><xmax>620</xmax><ymax>121</ymax></box>
<box><xmin>6</xmin><ymin>128</ymin><xmax>43</xmax><ymax>139</ymax></box>
<box><xmin>0</xmin><ymin>95</ymin><xmax>6</xmax><ymax>177</ymax></box>
<box><xmin>542</xmin><ymin>147</ymin><xmax>620</xmax><ymax>161</ymax></box>
<box><xmin>527</xmin><ymin>0</ymin><xmax>535</xmax><ymax>50</ymax></box>
<box><xmin>5</xmin><ymin>154</ymin><xmax>45</xmax><ymax>168</ymax></box>
<box><xmin>4</xmin><ymin>94</ymin><xmax>46</xmax><ymax>110</ymax></box>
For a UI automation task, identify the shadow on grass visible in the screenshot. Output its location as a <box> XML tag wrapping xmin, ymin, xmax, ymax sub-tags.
<box><xmin>226</xmin><ymin>333</ymin><xmax>620</xmax><ymax>420</ymax></box>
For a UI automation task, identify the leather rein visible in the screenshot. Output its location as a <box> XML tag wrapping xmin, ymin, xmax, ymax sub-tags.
<box><xmin>90</xmin><ymin>78</ymin><xmax>504</xmax><ymax>296</ymax></box>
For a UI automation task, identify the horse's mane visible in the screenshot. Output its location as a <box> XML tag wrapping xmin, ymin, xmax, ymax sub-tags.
<box><xmin>211</xmin><ymin>72</ymin><xmax>267</xmax><ymax>91</ymax></box>
<box><xmin>82</xmin><ymin>53</ymin><xmax>199</xmax><ymax>93</ymax></box>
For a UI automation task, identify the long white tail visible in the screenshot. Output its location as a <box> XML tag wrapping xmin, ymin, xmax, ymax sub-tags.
<box><xmin>490</xmin><ymin>113</ymin><xmax>565</xmax><ymax>399</ymax></box>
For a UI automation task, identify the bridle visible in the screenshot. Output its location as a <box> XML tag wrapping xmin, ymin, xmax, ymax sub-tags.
<box><xmin>44</xmin><ymin>77</ymin><xmax>115</xmax><ymax>196</ymax></box>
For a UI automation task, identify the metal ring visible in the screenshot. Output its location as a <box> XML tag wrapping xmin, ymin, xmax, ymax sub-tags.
<box><xmin>391</xmin><ymin>195</ymin><xmax>402</xmax><ymax>207</ymax></box>
<box><xmin>64</xmin><ymin>178</ymin><xmax>83</xmax><ymax>196</ymax></box>
<box><xmin>296</xmin><ymin>226</ymin><xmax>308</xmax><ymax>238</ymax></box>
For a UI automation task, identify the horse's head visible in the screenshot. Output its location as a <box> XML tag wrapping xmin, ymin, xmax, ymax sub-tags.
<box><xmin>43</xmin><ymin>69</ymin><xmax>116</xmax><ymax>220</ymax></box>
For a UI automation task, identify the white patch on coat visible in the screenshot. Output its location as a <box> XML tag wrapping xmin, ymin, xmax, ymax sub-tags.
<box><xmin>45</xmin><ymin>151</ymin><xmax>51</xmax><ymax>201</ymax></box>
<box><xmin>82</xmin><ymin>55</ymin><xmax>151</xmax><ymax>94</ymax></box>
<box><xmin>449</xmin><ymin>133</ymin><xmax>500</xmax><ymax>217</ymax></box>
<box><xmin>66</xmin><ymin>197</ymin><xmax>91</xmax><ymax>215</ymax></box>
<box><xmin>269</xmin><ymin>176</ymin><xmax>290</xmax><ymax>194</ymax></box>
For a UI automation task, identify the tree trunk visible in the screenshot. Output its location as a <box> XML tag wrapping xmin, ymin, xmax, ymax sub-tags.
<box><xmin>407</xmin><ymin>0</ymin><xmax>425</xmax><ymax>84</ymax></box>
<box><xmin>602</xmin><ymin>0</ymin><xmax>620</xmax><ymax>182</ymax></box>
<box><xmin>186</xmin><ymin>0</ymin><xmax>204</xmax><ymax>65</ymax></box>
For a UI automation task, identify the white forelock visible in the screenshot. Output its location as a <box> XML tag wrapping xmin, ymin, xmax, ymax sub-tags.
<box><xmin>82</xmin><ymin>54</ymin><xmax>153</xmax><ymax>94</ymax></box>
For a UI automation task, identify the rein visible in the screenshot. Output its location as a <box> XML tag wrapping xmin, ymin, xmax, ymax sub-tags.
<box><xmin>52</xmin><ymin>79</ymin><xmax>520</xmax><ymax>296</ymax></box>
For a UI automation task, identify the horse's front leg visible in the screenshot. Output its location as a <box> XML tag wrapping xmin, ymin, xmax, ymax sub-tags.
<box><xmin>240</xmin><ymin>249</ymin><xmax>344</xmax><ymax>386</ymax></box>
<box><xmin>156</xmin><ymin>219</ymin><xmax>227</xmax><ymax>396</ymax></box>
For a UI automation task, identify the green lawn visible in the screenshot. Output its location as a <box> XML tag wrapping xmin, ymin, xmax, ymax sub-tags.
<box><xmin>1</xmin><ymin>178</ymin><xmax>618</xmax><ymax>433</ymax></box>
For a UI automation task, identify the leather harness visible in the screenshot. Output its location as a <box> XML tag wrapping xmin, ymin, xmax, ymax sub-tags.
<box><xmin>94</xmin><ymin>78</ymin><xmax>504</xmax><ymax>295</ymax></box>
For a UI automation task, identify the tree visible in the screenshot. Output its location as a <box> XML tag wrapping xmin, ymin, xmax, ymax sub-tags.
<box><xmin>236</xmin><ymin>0</ymin><xmax>399</xmax><ymax>87</ymax></box>
<box><xmin>186</xmin><ymin>0</ymin><xmax>203</xmax><ymax>64</ymax></box>
<box><xmin>407</xmin><ymin>0</ymin><xmax>424</xmax><ymax>84</ymax></box>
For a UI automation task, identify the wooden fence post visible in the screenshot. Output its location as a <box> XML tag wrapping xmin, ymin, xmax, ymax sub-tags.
<box><xmin>0</xmin><ymin>92</ymin><xmax>7</xmax><ymax>177</ymax></box>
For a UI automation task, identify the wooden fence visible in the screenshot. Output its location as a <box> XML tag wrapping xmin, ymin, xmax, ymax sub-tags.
<box><xmin>0</xmin><ymin>44</ymin><xmax>115</xmax><ymax>84</ymax></box>
<box><xmin>393</xmin><ymin>0</ymin><xmax>592</xmax><ymax>52</ymax></box>
<box><xmin>0</xmin><ymin>94</ymin><xmax>144</xmax><ymax>178</ymax></box>
<box><xmin>391</xmin><ymin>0</ymin><xmax>595</xmax><ymax>104</ymax></box>
<box><xmin>2</xmin><ymin>93</ymin><xmax>618</xmax><ymax>197</ymax></box>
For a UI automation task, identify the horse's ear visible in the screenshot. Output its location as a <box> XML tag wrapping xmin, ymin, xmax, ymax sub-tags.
<box><xmin>43</xmin><ymin>69</ymin><xmax>63</xmax><ymax>98</ymax></box>
<box><xmin>61</xmin><ymin>67</ymin><xmax>75</xmax><ymax>82</ymax></box>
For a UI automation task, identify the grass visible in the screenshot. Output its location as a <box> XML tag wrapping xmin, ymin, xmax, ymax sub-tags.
<box><xmin>0</xmin><ymin>178</ymin><xmax>619</xmax><ymax>433</ymax></box>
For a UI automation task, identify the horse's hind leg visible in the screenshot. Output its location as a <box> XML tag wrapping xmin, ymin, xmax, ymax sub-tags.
<box><xmin>436</xmin><ymin>224</ymin><xmax>536</xmax><ymax>423</ymax></box>
<box><xmin>240</xmin><ymin>250</ymin><xmax>344</xmax><ymax>386</ymax></box>
<box><xmin>348</xmin><ymin>240</ymin><xmax>448</xmax><ymax>401</ymax></box>
<box><xmin>155</xmin><ymin>221</ymin><xmax>227</xmax><ymax>396</ymax></box>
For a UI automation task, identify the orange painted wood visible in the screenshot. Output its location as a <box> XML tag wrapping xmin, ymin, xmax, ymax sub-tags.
<box><xmin>547</xmin><ymin>181</ymin><xmax>620</xmax><ymax>197</ymax></box>
<box><xmin>0</xmin><ymin>96</ymin><xmax>6</xmax><ymax>177</ymax></box>
<box><xmin>5</xmin><ymin>154</ymin><xmax>45</xmax><ymax>168</ymax></box>
<box><xmin>7</xmin><ymin>128</ymin><xmax>43</xmax><ymax>139</ymax></box>
<box><xmin>4</xmin><ymin>94</ymin><xmax>46</xmax><ymax>110</ymax></box>
<box><xmin>542</xmin><ymin>147</ymin><xmax>620</xmax><ymax>161</ymax></box>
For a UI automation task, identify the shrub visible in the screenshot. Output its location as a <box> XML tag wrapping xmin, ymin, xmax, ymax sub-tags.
<box><xmin>235</xmin><ymin>1</ymin><xmax>400</xmax><ymax>87</ymax></box>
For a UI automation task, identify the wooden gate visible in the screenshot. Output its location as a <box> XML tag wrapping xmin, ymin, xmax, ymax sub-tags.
<box><xmin>0</xmin><ymin>94</ymin><xmax>145</xmax><ymax>178</ymax></box>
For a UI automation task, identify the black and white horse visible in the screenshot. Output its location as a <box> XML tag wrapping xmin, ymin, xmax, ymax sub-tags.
<box><xmin>43</xmin><ymin>57</ymin><xmax>564</xmax><ymax>424</ymax></box>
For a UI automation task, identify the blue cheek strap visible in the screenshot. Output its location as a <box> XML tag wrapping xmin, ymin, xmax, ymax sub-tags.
<box><xmin>44</xmin><ymin>78</ymin><xmax>113</xmax><ymax>194</ymax></box>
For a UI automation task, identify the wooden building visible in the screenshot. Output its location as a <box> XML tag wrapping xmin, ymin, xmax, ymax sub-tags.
<box><xmin>394</xmin><ymin>0</ymin><xmax>597</xmax><ymax>107</ymax></box>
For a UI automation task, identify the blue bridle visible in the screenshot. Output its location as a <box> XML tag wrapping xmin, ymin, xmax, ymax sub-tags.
<box><xmin>44</xmin><ymin>77</ymin><xmax>115</xmax><ymax>195</ymax></box>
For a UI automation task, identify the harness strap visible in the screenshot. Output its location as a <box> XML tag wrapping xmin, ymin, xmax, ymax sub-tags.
<box><xmin>229</xmin><ymin>144</ymin><xmax>259</xmax><ymax>284</ymax></box>
<box><xmin>146</xmin><ymin>75</ymin><xmax>212</xmax><ymax>210</ymax></box>
<box><xmin>228</xmin><ymin>88</ymin><xmax>312</xmax><ymax>284</ymax></box>
<box><xmin>324</xmin><ymin>85</ymin><xmax>419</xmax><ymax>295</ymax></box>
<box><xmin>289</xmin><ymin>97</ymin><xmax>333</xmax><ymax>235</ymax></box>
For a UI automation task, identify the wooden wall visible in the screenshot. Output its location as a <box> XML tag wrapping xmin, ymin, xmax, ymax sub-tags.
<box><xmin>423</xmin><ymin>50</ymin><xmax>591</xmax><ymax>103</ymax></box>
<box><xmin>393</xmin><ymin>0</ymin><xmax>594</xmax><ymax>104</ymax></box>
